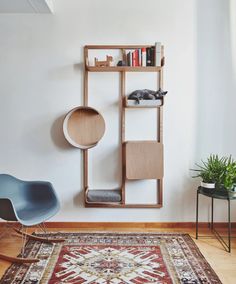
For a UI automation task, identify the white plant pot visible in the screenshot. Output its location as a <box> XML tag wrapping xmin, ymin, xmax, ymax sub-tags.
<box><xmin>201</xmin><ymin>181</ymin><xmax>215</xmax><ymax>189</ymax></box>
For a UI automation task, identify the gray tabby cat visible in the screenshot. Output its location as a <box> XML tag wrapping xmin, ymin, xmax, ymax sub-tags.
<box><xmin>128</xmin><ymin>89</ymin><xmax>167</xmax><ymax>104</ymax></box>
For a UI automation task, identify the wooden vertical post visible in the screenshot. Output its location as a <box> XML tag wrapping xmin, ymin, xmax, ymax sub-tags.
<box><xmin>120</xmin><ymin>49</ymin><xmax>126</xmax><ymax>204</ymax></box>
<box><xmin>84</xmin><ymin>47</ymin><xmax>89</xmax><ymax>106</ymax></box>
<box><xmin>83</xmin><ymin>47</ymin><xmax>89</xmax><ymax>203</ymax></box>
<box><xmin>157</xmin><ymin>59</ymin><xmax>164</xmax><ymax>207</ymax></box>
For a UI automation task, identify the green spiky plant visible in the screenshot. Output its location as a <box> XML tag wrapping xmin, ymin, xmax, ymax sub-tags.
<box><xmin>192</xmin><ymin>154</ymin><xmax>236</xmax><ymax>191</ymax></box>
<box><xmin>192</xmin><ymin>154</ymin><xmax>227</xmax><ymax>186</ymax></box>
<box><xmin>222</xmin><ymin>156</ymin><xmax>236</xmax><ymax>190</ymax></box>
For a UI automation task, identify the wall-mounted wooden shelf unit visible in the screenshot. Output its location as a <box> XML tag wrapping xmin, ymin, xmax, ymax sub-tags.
<box><xmin>83</xmin><ymin>45</ymin><xmax>165</xmax><ymax>208</ymax></box>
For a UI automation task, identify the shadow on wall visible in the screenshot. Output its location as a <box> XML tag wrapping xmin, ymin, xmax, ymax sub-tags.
<box><xmin>56</xmin><ymin>189</ymin><xmax>84</xmax><ymax>213</ymax></box>
<box><xmin>195</xmin><ymin>0</ymin><xmax>235</xmax><ymax>160</ymax></box>
<box><xmin>50</xmin><ymin>114</ymin><xmax>73</xmax><ymax>150</ymax></box>
<box><xmin>90</xmin><ymin>146</ymin><xmax>122</xmax><ymax>188</ymax></box>
<box><xmin>73</xmin><ymin>189</ymin><xmax>84</xmax><ymax>208</ymax></box>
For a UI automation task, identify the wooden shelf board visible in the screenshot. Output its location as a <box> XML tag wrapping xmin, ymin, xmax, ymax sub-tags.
<box><xmin>86</xmin><ymin>66</ymin><xmax>162</xmax><ymax>72</ymax></box>
<box><xmin>85</xmin><ymin>202</ymin><xmax>162</xmax><ymax>208</ymax></box>
<box><xmin>124</xmin><ymin>97</ymin><xmax>164</xmax><ymax>108</ymax></box>
<box><xmin>85</xmin><ymin>45</ymin><xmax>158</xmax><ymax>50</ymax></box>
<box><xmin>124</xmin><ymin>140</ymin><xmax>160</xmax><ymax>143</ymax></box>
<box><xmin>125</xmin><ymin>105</ymin><xmax>163</xmax><ymax>109</ymax></box>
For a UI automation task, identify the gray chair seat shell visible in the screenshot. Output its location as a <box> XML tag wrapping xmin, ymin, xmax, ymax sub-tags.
<box><xmin>0</xmin><ymin>174</ymin><xmax>60</xmax><ymax>226</ymax></box>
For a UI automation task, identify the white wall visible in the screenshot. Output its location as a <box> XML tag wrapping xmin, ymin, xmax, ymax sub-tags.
<box><xmin>0</xmin><ymin>0</ymin><xmax>235</xmax><ymax>222</ymax></box>
<box><xmin>195</xmin><ymin>0</ymin><xmax>236</xmax><ymax>221</ymax></box>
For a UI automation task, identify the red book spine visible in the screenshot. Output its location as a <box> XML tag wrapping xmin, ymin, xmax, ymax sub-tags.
<box><xmin>135</xmin><ymin>49</ymin><xmax>139</xmax><ymax>66</ymax></box>
<box><xmin>132</xmin><ymin>51</ymin><xmax>135</xmax><ymax>66</ymax></box>
<box><xmin>132</xmin><ymin>49</ymin><xmax>139</xmax><ymax>66</ymax></box>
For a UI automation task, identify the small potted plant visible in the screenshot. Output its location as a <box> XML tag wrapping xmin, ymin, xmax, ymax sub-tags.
<box><xmin>191</xmin><ymin>154</ymin><xmax>226</xmax><ymax>191</ymax></box>
<box><xmin>221</xmin><ymin>156</ymin><xmax>236</xmax><ymax>195</ymax></box>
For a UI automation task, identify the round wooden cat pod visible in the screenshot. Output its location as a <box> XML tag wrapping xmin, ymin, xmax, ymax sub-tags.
<box><xmin>63</xmin><ymin>106</ymin><xmax>105</xmax><ymax>149</ymax></box>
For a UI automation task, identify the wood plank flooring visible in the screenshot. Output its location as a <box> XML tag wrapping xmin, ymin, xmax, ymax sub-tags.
<box><xmin>0</xmin><ymin>226</ymin><xmax>235</xmax><ymax>283</ymax></box>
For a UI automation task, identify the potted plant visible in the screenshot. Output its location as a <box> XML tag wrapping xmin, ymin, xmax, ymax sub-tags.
<box><xmin>191</xmin><ymin>154</ymin><xmax>227</xmax><ymax>190</ymax></box>
<box><xmin>221</xmin><ymin>156</ymin><xmax>236</xmax><ymax>194</ymax></box>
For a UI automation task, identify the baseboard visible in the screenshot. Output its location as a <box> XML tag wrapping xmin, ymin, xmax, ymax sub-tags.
<box><xmin>0</xmin><ymin>222</ymin><xmax>235</xmax><ymax>229</ymax></box>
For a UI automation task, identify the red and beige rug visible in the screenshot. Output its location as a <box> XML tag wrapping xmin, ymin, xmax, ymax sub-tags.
<box><xmin>1</xmin><ymin>232</ymin><xmax>221</xmax><ymax>284</ymax></box>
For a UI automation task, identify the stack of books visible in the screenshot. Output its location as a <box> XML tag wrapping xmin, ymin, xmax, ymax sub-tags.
<box><xmin>126</xmin><ymin>42</ymin><xmax>163</xmax><ymax>67</ymax></box>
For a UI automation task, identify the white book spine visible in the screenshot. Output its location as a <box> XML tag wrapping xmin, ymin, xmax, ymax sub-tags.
<box><xmin>141</xmin><ymin>48</ymin><xmax>146</xmax><ymax>67</ymax></box>
<box><xmin>138</xmin><ymin>49</ymin><xmax>142</xmax><ymax>66</ymax></box>
<box><xmin>130</xmin><ymin>51</ymin><xmax>133</xmax><ymax>67</ymax></box>
<box><xmin>155</xmin><ymin>42</ymin><xmax>161</xmax><ymax>67</ymax></box>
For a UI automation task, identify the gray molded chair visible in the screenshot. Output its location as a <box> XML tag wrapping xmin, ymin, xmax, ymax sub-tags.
<box><xmin>0</xmin><ymin>174</ymin><xmax>60</xmax><ymax>226</ymax></box>
<box><xmin>0</xmin><ymin>174</ymin><xmax>62</xmax><ymax>263</ymax></box>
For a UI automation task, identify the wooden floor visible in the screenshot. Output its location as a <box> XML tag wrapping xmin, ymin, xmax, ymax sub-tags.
<box><xmin>0</xmin><ymin>226</ymin><xmax>235</xmax><ymax>284</ymax></box>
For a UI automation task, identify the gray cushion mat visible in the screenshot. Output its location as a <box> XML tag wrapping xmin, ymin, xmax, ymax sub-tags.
<box><xmin>87</xmin><ymin>189</ymin><xmax>122</xmax><ymax>202</ymax></box>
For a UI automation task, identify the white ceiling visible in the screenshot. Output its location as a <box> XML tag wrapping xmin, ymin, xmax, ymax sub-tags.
<box><xmin>0</xmin><ymin>0</ymin><xmax>54</xmax><ymax>13</ymax></box>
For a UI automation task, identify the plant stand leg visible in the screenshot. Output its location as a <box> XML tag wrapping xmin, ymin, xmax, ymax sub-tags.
<box><xmin>211</xmin><ymin>197</ymin><xmax>214</xmax><ymax>230</ymax></box>
<box><xmin>228</xmin><ymin>199</ymin><xmax>231</xmax><ymax>253</ymax></box>
<box><xmin>196</xmin><ymin>191</ymin><xmax>199</xmax><ymax>239</ymax></box>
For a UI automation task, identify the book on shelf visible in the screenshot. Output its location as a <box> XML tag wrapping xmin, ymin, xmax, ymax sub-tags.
<box><xmin>127</xmin><ymin>51</ymin><xmax>132</xmax><ymax>66</ymax></box>
<box><xmin>161</xmin><ymin>45</ymin><xmax>165</xmax><ymax>66</ymax></box>
<box><xmin>132</xmin><ymin>49</ymin><xmax>139</xmax><ymax>66</ymax></box>
<box><xmin>141</xmin><ymin>48</ymin><xmax>146</xmax><ymax>66</ymax></box>
<box><xmin>155</xmin><ymin>42</ymin><xmax>161</xmax><ymax>67</ymax></box>
<box><xmin>138</xmin><ymin>49</ymin><xmax>142</xmax><ymax>66</ymax></box>
<box><xmin>146</xmin><ymin>46</ymin><xmax>155</xmax><ymax>66</ymax></box>
<box><xmin>146</xmin><ymin>47</ymin><xmax>152</xmax><ymax>66</ymax></box>
<box><xmin>151</xmin><ymin>46</ymin><xmax>155</xmax><ymax>66</ymax></box>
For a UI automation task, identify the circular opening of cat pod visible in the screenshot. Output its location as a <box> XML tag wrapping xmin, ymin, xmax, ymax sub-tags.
<box><xmin>63</xmin><ymin>106</ymin><xmax>105</xmax><ymax>149</ymax></box>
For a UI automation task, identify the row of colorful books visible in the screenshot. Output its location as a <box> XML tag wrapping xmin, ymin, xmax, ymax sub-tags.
<box><xmin>126</xmin><ymin>42</ymin><xmax>162</xmax><ymax>67</ymax></box>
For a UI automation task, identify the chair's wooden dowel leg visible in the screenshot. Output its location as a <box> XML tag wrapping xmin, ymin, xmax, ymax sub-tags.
<box><xmin>14</xmin><ymin>228</ymin><xmax>65</xmax><ymax>243</ymax></box>
<box><xmin>0</xmin><ymin>253</ymin><xmax>39</xmax><ymax>264</ymax></box>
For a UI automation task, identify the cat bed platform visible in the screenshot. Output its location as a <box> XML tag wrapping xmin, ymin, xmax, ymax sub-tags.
<box><xmin>86</xmin><ymin>189</ymin><xmax>122</xmax><ymax>203</ymax></box>
<box><xmin>125</xmin><ymin>97</ymin><xmax>163</xmax><ymax>108</ymax></box>
<box><xmin>63</xmin><ymin>106</ymin><xmax>105</xmax><ymax>149</ymax></box>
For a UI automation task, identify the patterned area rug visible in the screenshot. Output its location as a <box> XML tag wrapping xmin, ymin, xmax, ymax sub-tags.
<box><xmin>1</xmin><ymin>232</ymin><xmax>221</xmax><ymax>284</ymax></box>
